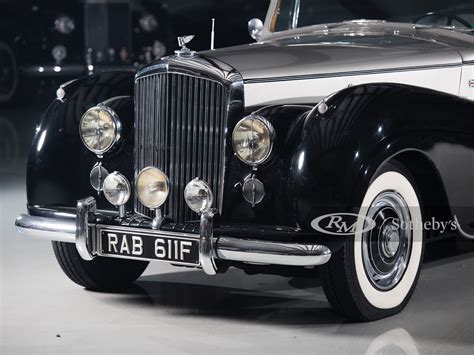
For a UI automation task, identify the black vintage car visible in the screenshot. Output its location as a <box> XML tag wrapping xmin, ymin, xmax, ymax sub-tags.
<box><xmin>15</xmin><ymin>0</ymin><xmax>474</xmax><ymax>321</ymax></box>
<box><xmin>0</xmin><ymin>0</ymin><xmax>268</xmax><ymax>103</ymax></box>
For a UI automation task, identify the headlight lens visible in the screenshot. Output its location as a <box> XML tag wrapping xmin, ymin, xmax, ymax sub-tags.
<box><xmin>80</xmin><ymin>105</ymin><xmax>120</xmax><ymax>155</ymax></box>
<box><xmin>184</xmin><ymin>178</ymin><xmax>214</xmax><ymax>213</ymax></box>
<box><xmin>103</xmin><ymin>172</ymin><xmax>131</xmax><ymax>206</ymax></box>
<box><xmin>136</xmin><ymin>167</ymin><xmax>169</xmax><ymax>209</ymax></box>
<box><xmin>54</xmin><ymin>16</ymin><xmax>75</xmax><ymax>34</ymax></box>
<box><xmin>232</xmin><ymin>115</ymin><xmax>274</xmax><ymax>165</ymax></box>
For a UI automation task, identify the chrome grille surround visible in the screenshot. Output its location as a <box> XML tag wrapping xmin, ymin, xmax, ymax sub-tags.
<box><xmin>134</xmin><ymin>55</ymin><xmax>243</xmax><ymax>222</ymax></box>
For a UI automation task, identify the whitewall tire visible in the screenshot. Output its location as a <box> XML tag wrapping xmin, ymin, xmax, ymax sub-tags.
<box><xmin>320</xmin><ymin>162</ymin><xmax>425</xmax><ymax>321</ymax></box>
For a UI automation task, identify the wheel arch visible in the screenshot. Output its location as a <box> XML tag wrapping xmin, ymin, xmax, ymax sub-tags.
<box><xmin>292</xmin><ymin>83</ymin><xmax>473</xmax><ymax>232</ymax></box>
<box><xmin>386</xmin><ymin>150</ymin><xmax>453</xmax><ymax>238</ymax></box>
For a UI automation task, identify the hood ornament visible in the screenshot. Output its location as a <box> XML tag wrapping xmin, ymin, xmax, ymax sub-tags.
<box><xmin>175</xmin><ymin>35</ymin><xmax>196</xmax><ymax>57</ymax></box>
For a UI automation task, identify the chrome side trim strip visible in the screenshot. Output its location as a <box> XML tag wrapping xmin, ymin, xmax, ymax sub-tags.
<box><xmin>216</xmin><ymin>237</ymin><xmax>331</xmax><ymax>266</ymax></box>
<box><xmin>244</xmin><ymin>62</ymin><xmax>462</xmax><ymax>84</ymax></box>
<box><xmin>15</xmin><ymin>214</ymin><xmax>76</xmax><ymax>243</ymax></box>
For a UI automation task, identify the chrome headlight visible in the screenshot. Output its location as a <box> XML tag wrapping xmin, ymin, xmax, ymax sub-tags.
<box><xmin>103</xmin><ymin>172</ymin><xmax>131</xmax><ymax>206</ymax></box>
<box><xmin>79</xmin><ymin>105</ymin><xmax>121</xmax><ymax>155</ymax></box>
<box><xmin>232</xmin><ymin>115</ymin><xmax>274</xmax><ymax>166</ymax></box>
<box><xmin>54</xmin><ymin>16</ymin><xmax>75</xmax><ymax>34</ymax></box>
<box><xmin>184</xmin><ymin>178</ymin><xmax>214</xmax><ymax>213</ymax></box>
<box><xmin>135</xmin><ymin>167</ymin><xmax>169</xmax><ymax>209</ymax></box>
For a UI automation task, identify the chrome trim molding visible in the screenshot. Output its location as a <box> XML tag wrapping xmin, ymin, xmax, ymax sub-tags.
<box><xmin>244</xmin><ymin>62</ymin><xmax>463</xmax><ymax>84</ymax></box>
<box><xmin>75</xmin><ymin>197</ymin><xmax>96</xmax><ymax>261</ymax></box>
<box><xmin>199</xmin><ymin>210</ymin><xmax>218</xmax><ymax>275</ymax></box>
<box><xmin>79</xmin><ymin>104</ymin><xmax>122</xmax><ymax>157</ymax></box>
<box><xmin>216</xmin><ymin>237</ymin><xmax>331</xmax><ymax>266</ymax></box>
<box><xmin>15</xmin><ymin>207</ymin><xmax>332</xmax><ymax>270</ymax></box>
<box><xmin>15</xmin><ymin>214</ymin><xmax>76</xmax><ymax>243</ymax></box>
<box><xmin>134</xmin><ymin>54</ymin><xmax>244</xmax><ymax>222</ymax></box>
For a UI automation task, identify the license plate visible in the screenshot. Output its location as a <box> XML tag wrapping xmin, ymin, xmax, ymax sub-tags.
<box><xmin>99</xmin><ymin>229</ymin><xmax>199</xmax><ymax>265</ymax></box>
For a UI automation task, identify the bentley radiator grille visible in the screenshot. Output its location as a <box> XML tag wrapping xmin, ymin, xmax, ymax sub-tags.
<box><xmin>135</xmin><ymin>73</ymin><xmax>227</xmax><ymax>222</ymax></box>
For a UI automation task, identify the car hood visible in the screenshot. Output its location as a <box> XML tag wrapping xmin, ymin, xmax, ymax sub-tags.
<box><xmin>203</xmin><ymin>22</ymin><xmax>472</xmax><ymax>82</ymax></box>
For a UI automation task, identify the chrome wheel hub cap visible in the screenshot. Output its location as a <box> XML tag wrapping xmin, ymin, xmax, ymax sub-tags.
<box><xmin>382</xmin><ymin>225</ymin><xmax>400</xmax><ymax>257</ymax></box>
<box><xmin>362</xmin><ymin>191</ymin><xmax>412</xmax><ymax>290</ymax></box>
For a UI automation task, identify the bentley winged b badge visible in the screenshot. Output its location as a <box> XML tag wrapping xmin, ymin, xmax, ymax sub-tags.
<box><xmin>175</xmin><ymin>35</ymin><xmax>196</xmax><ymax>57</ymax></box>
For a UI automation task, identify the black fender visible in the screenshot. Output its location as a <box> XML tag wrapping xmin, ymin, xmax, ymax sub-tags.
<box><xmin>27</xmin><ymin>71</ymin><xmax>135</xmax><ymax>214</ymax></box>
<box><xmin>291</xmin><ymin>83</ymin><xmax>474</xmax><ymax>236</ymax></box>
<box><xmin>221</xmin><ymin>104</ymin><xmax>312</xmax><ymax>227</ymax></box>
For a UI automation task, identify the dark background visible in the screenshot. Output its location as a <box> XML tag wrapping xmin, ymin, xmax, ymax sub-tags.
<box><xmin>0</xmin><ymin>0</ymin><xmax>269</xmax><ymax>174</ymax></box>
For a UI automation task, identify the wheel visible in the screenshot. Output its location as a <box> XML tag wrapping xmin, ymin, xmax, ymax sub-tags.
<box><xmin>52</xmin><ymin>241</ymin><xmax>149</xmax><ymax>291</ymax></box>
<box><xmin>0</xmin><ymin>41</ymin><xmax>18</xmax><ymax>104</ymax></box>
<box><xmin>320</xmin><ymin>162</ymin><xmax>425</xmax><ymax>321</ymax></box>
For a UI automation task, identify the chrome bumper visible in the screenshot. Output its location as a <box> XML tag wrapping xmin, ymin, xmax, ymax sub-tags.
<box><xmin>15</xmin><ymin>197</ymin><xmax>331</xmax><ymax>275</ymax></box>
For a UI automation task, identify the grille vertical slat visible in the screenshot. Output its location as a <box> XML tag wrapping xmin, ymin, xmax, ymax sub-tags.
<box><xmin>135</xmin><ymin>73</ymin><xmax>227</xmax><ymax>222</ymax></box>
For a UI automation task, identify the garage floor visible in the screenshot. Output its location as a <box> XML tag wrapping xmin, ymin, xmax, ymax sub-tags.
<box><xmin>1</xmin><ymin>108</ymin><xmax>473</xmax><ymax>354</ymax></box>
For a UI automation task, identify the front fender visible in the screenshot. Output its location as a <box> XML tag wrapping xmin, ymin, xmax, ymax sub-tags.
<box><xmin>291</xmin><ymin>83</ymin><xmax>474</xmax><ymax>232</ymax></box>
<box><xmin>27</xmin><ymin>71</ymin><xmax>135</xmax><ymax>213</ymax></box>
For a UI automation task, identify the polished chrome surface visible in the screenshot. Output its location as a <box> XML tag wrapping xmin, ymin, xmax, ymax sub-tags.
<box><xmin>79</xmin><ymin>104</ymin><xmax>122</xmax><ymax>157</ymax></box>
<box><xmin>134</xmin><ymin>55</ymin><xmax>243</xmax><ymax>222</ymax></box>
<box><xmin>175</xmin><ymin>35</ymin><xmax>196</xmax><ymax>57</ymax></box>
<box><xmin>242</xmin><ymin>176</ymin><xmax>265</xmax><ymax>206</ymax></box>
<box><xmin>199</xmin><ymin>210</ymin><xmax>218</xmax><ymax>275</ymax></box>
<box><xmin>15</xmin><ymin>207</ymin><xmax>332</xmax><ymax>270</ymax></box>
<box><xmin>210</xmin><ymin>19</ymin><xmax>215</xmax><ymax>50</ymax></box>
<box><xmin>15</xmin><ymin>214</ymin><xmax>76</xmax><ymax>243</ymax></box>
<box><xmin>362</xmin><ymin>192</ymin><xmax>412</xmax><ymax>291</ymax></box>
<box><xmin>248</xmin><ymin>18</ymin><xmax>264</xmax><ymax>41</ymax></box>
<box><xmin>232</xmin><ymin>114</ymin><xmax>275</xmax><ymax>166</ymax></box>
<box><xmin>75</xmin><ymin>197</ymin><xmax>96</xmax><ymax>261</ymax></box>
<box><xmin>89</xmin><ymin>162</ymin><xmax>109</xmax><ymax>193</ymax></box>
<box><xmin>216</xmin><ymin>237</ymin><xmax>331</xmax><ymax>266</ymax></box>
<box><xmin>135</xmin><ymin>73</ymin><xmax>226</xmax><ymax>222</ymax></box>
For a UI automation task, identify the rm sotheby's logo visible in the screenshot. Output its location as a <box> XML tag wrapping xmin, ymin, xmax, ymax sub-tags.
<box><xmin>311</xmin><ymin>213</ymin><xmax>376</xmax><ymax>236</ymax></box>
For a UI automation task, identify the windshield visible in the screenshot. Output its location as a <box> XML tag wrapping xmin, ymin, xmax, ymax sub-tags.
<box><xmin>272</xmin><ymin>0</ymin><xmax>474</xmax><ymax>32</ymax></box>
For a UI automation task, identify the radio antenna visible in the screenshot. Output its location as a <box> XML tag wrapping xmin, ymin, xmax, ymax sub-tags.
<box><xmin>210</xmin><ymin>18</ymin><xmax>215</xmax><ymax>50</ymax></box>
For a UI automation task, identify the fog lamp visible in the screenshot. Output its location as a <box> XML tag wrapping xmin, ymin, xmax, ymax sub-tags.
<box><xmin>136</xmin><ymin>167</ymin><xmax>169</xmax><ymax>209</ymax></box>
<box><xmin>232</xmin><ymin>114</ymin><xmax>274</xmax><ymax>166</ymax></box>
<box><xmin>184</xmin><ymin>178</ymin><xmax>214</xmax><ymax>213</ymax></box>
<box><xmin>103</xmin><ymin>172</ymin><xmax>131</xmax><ymax>206</ymax></box>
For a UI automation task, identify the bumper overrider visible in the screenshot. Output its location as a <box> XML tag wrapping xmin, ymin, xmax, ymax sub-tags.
<box><xmin>15</xmin><ymin>197</ymin><xmax>331</xmax><ymax>275</ymax></box>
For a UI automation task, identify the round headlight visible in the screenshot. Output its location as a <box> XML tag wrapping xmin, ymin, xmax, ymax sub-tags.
<box><xmin>184</xmin><ymin>178</ymin><xmax>214</xmax><ymax>213</ymax></box>
<box><xmin>136</xmin><ymin>167</ymin><xmax>169</xmax><ymax>209</ymax></box>
<box><xmin>80</xmin><ymin>105</ymin><xmax>121</xmax><ymax>155</ymax></box>
<box><xmin>232</xmin><ymin>115</ymin><xmax>274</xmax><ymax>166</ymax></box>
<box><xmin>55</xmin><ymin>16</ymin><xmax>75</xmax><ymax>34</ymax></box>
<box><xmin>103</xmin><ymin>172</ymin><xmax>131</xmax><ymax>206</ymax></box>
